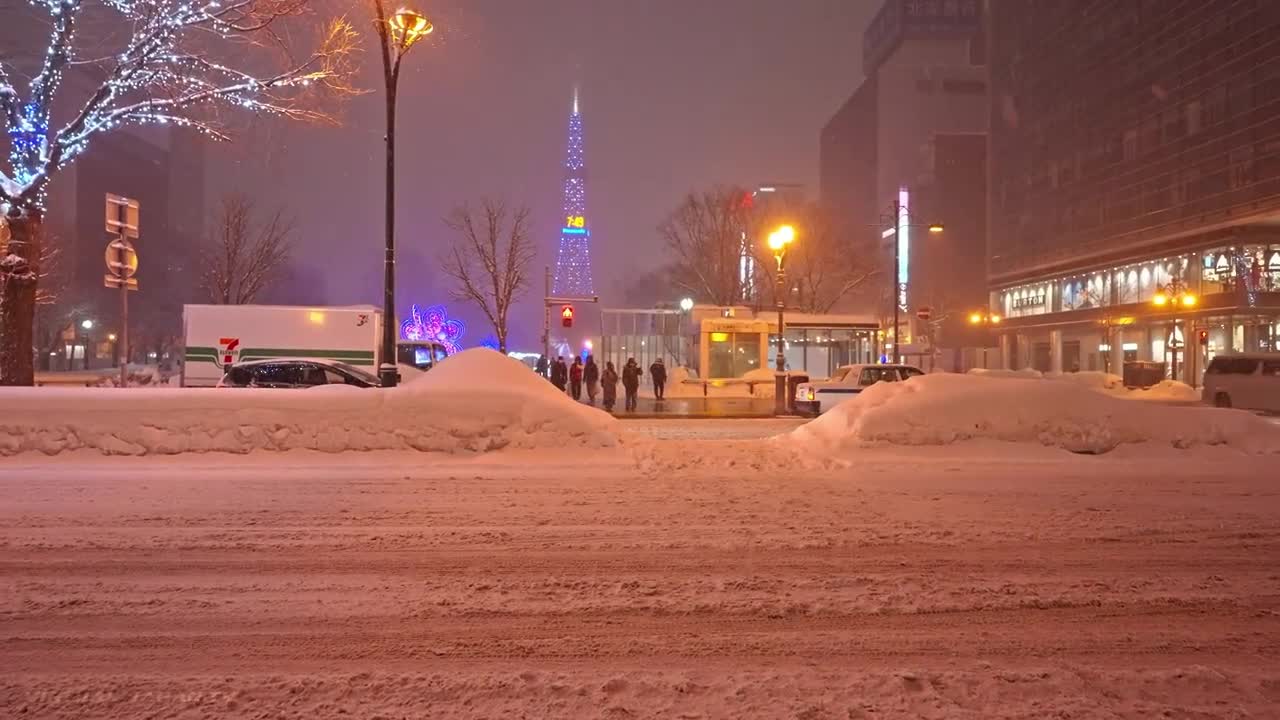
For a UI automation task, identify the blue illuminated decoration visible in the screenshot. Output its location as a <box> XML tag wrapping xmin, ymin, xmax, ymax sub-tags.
<box><xmin>552</xmin><ymin>88</ymin><xmax>596</xmax><ymax>296</ymax></box>
<box><xmin>400</xmin><ymin>304</ymin><xmax>465</xmax><ymax>355</ymax></box>
<box><xmin>478</xmin><ymin>334</ymin><xmax>500</xmax><ymax>350</ymax></box>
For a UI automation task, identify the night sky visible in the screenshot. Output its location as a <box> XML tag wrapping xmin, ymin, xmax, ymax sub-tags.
<box><xmin>212</xmin><ymin>0</ymin><xmax>878</xmax><ymax>348</ymax></box>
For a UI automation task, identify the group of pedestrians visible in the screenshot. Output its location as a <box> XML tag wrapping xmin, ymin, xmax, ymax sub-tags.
<box><xmin>538</xmin><ymin>354</ymin><xmax>668</xmax><ymax>412</ymax></box>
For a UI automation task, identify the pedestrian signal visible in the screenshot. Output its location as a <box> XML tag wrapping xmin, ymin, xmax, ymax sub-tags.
<box><xmin>561</xmin><ymin>305</ymin><xmax>574</xmax><ymax>328</ymax></box>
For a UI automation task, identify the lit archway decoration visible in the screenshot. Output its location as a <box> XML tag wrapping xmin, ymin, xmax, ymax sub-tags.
<box><xmin>400</xmin><ymin>304</ymin><xmax>465</xmax><ymax>355</ymax></box>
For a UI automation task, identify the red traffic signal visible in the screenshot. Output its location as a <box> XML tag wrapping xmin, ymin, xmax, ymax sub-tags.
<box><xmin>560</xmin><ymin>304</ymin><xmax>574</xmax><ymax>328</ymax></box>
<box><xmin>1198</xmin><ymin>329</ymin><xmax>1209</xmax><ymax>345</ymax></box>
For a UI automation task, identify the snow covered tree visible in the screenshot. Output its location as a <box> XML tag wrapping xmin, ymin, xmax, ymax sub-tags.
<box><xmin>0</xmin><ymin>0</ymin><xmax>356</xmax><ymax>385</ymax></box>
<box><xmin>200</xmin><ymin>194</ymin><xmax>294</xmax><ymax>305</ymax></box>
<box><xmin>440</xmin><ymin>199</ymin><xmax>536</xmax><ymax>354</ymax></box>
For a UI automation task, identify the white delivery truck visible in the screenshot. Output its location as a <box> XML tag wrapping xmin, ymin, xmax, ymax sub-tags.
<box><xmin>180</xmin><ymin>304</ymin><xmax>448</xmax><ymax>387</ymax></box>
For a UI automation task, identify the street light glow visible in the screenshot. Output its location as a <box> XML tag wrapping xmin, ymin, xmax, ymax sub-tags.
<box><xmin>990</xmin><ymin>314</ymin><xmax>1002</xmax><ymax>324</ymax></box>
<box><xmin>81</xmin><ymin>319</ymin><xmax>94</xmax><ymax>330</ymax></box>
<box><xmin>108</xmin><ymin>333</ymin><xmax>117</xmax><ymax>342</ymax></box>
<box><xmin>390</xmin><ymin>8</ymin><xmax>433</xmax><ymax>49</ymax></box>
<box><xmin>1181</xmin><ymin>293</ymin><xmax>1197</xmax><ymax>307</ymax></box>
<box><xmin>928</xmin><ymin>223</ymin><xmax>944</xmax><ymax>233</ymax></box>
<box><xmin>1152</xmin><ymin>292</ymin><xmax>1169</xmax><ymax>306</ymax></box>
<box><xmin>679</xmin><ymin>297</ymin><xmax>694</xmax><ymax>312</ymax></box>
<box><xmin>767</xmin><ymin>225</ymin><xmax>796</xmax><ymax>252</ymax></box>
<box><xmin>969</xmin><ymin>312</ymin><xmax>983</xmax><ymax>324</ymax></box>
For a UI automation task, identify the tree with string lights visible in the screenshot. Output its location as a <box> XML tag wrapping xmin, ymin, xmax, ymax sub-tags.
<box><xmin>0</xmin><ymin>0</ymin><xmax>357</xmax><ymax>385</ymax></box>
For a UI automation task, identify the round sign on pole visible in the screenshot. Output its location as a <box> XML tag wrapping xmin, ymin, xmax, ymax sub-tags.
<box><xmin>916</xmin><ymin>306</ymin><xmax>932</xmax><ymax>322</ymax></box>
<box><xmin>105</xmin><ymin>239</ymin><xmax>138</xmax><ymax>278</ymax></box>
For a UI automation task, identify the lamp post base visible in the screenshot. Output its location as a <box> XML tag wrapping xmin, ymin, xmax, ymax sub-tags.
<box><xmin>774</xmin><ymin>373</ymin><xmax>788</xmax><ymax>415</ymax></box>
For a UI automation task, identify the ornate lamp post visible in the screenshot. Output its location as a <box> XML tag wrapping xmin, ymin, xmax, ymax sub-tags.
<box><xmin>767</xmin><ymin>225</ymin><xmax>795</xmax><ymax>414</ymax></box>
<box><xmin>374</xmin><ymin>5</ymin><xmax>433</xmax><ymax>387</ymax></box>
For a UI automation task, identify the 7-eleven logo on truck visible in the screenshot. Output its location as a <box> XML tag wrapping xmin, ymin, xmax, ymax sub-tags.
<box><xmin>218</xmin><ymin>337</ymin><xmax>241</xmax><ymax>368</ymax></box>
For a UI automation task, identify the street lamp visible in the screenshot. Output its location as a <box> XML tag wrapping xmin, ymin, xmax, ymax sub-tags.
<box><xmin>374</xmin><ymin>3</ymin><xmax>434</xmax><ymax>388</ymax></box>
<box><xmin>767</xmin><ymin>225</ymin><xmax>796</xmax><ymax>414</ymax></box>
<box><xmin>679</xmin><ymin>297</ymin><xmax>694</xmax><ymax>312</ymax></box>
<box><xmin>79</xmin><ymin>319</ymin><xmax>94</xmax><ymax>370</ymax></box>
<box><xmin>1152</xmin><ymin>276</ymin><xmax>1197</xmax><ymax>382</ymax></box>
<box><xmin>884</xmin><ymin>198</ymin><xmax>943</xmax><ymax>365</ymax></box>
<box><xmin>968</xmin><ymin>311</ymin><xmax>1002</xmax><ymax>325</ymax></box>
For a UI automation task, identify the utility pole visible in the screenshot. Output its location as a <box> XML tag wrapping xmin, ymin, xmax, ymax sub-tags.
<box><xmin>104</xmin><ymin>194</ymin><xmax>139</xmax><ymax>388</ymax></box>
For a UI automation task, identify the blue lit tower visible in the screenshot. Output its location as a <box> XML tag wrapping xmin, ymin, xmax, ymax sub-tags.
<box><xmin>552</xmin><ymin>90</ymin><xmax>595</xmax><ymax>296</ymax></box>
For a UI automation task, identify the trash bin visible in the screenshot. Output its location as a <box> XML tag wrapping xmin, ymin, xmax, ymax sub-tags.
<box><xmin>786</xmin><ymin>374</ymin><xmax>810</xmax><ymax>412</ymax></box>
<box><xmin>1122</xmin><ymin>361</ymin><xmax>1165</xmax><ymax>389</ymax></box>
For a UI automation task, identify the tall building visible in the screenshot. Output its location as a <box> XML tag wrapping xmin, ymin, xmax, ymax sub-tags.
<box><xmin>988</xmin><ymin>0</ymin><xmax>1280</xmax><ymax>380</ymax></box>
<box><xmin>552</xmin><ymin>90</ymin><xmax>595</xmax><ymax>297</ymax></box>
<box><xmin>819</xmin><ymin>0</ymin><xmax>987</xmax><ymax>361</ymax></box>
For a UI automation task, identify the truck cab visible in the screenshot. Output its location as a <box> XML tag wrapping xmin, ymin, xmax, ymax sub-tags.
<box><xmin>396</xmin><ymin>341</ymin><xmax>449</xmax><ymax>372</ymax></box>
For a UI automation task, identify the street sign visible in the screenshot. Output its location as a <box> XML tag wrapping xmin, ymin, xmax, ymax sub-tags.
<box><xmin>103</xmin><ymin>274</ymin><xmax>138</xmax><ymax>290</ymax></box>
<box><xmin>105</xmin><ymin>238</ymin><xmax>138</xmax><ymax>278</ymax></box>
<box><xmin>916</xmin><ymin>307</ymin><xmax>932</xmax><ymax>321</ymax></box>
<box><xmin>105</xmin><ymin>194</ymin><xmax>140</xmax><ymax>238</ymax></box>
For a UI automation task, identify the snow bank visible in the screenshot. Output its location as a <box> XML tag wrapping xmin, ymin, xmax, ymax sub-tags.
<box><xmin>0</xmin><ymin>349</ymin><xmax>620</xmax><ymax>457</ymax></box>
<box><xmin>972</xmin><ymin>368</ymin><xmax>1200</xmax><ymax>402</ymax></box>
<box><xmin>968</xmin><ymin>367</ymin><xmax>1044</xmax><ymax>380</ymax></box>
<box><xmin>795</xmin><ymin>373</ymin><xmax>1280</xmax><ymax>455</ymax></box>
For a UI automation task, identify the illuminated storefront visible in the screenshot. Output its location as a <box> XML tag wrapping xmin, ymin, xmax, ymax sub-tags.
<box><xmin>991</xmin><ymin>246</ymin><xmax>1280</xmax><ymax>383</ymax></box>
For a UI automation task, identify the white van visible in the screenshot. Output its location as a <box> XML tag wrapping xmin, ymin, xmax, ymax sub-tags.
<box><xmin>1202</xmin><ymin>353</ymin><xmax>1280</xmax><ymax>412</ymax></box>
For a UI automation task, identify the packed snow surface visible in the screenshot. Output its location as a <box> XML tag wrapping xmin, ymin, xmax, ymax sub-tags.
<box><xmin>3</xmin><ymin>445</ymin><xmax>1279</xmax><ymax>718</ymax></box>
<box><xmin>798</xmin><ymin>373</ymin><xmax>1279</xmax><ymax>455</ymax></box>
<box><xmin>0</xmin><ymin>349</ymin><xmax>619</xmax><ymax>456</ymax></box>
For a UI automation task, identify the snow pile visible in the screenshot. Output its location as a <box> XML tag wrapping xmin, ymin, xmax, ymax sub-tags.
<box><xmin>795</xmin><ymin>373</ymin><xmax>1280</xmax><ymax>455</ymax></box>
<box><xmin>972</xmin><ymin>368</ymin><xmax>1200</xmax><ymax>403</ymax></box>
<box><xmin>0</xmin><ymin>349</ymin><xmax>620</xmax><ymax>457</ymax></box>
<box><xmin>968</xmin><ymin>367</ymin><xmax>1044</xmax><ymax>380</ymax></box>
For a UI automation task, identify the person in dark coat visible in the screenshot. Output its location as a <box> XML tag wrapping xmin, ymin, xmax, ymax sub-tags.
<box><xmin>584</xmin><ymin>355</ymin><xmax>600</xmax><ymax>405</ymax></box>
<box><xmin>601</xmin><ymin>361</ymin><xmax>619</xmax><ymax>412</ymax></box>
<box><xmin>649</xmin><ymin>357</ymin><xmax>668</xmax><ymax>401</ymax></box>
<box><xmin>621</xmin><ymin>357</ymin><xmax>642</xmax><ymax>412</ymax></box>
<box><xmin>569</xmin><ymin>356</ymin><xmax>584</xmax><ymax>400</ymax></box>
<box><xmin>535</xmin><ymin>354</ymin><xmax>549</xmax><ymax>379</ymax></box>
<box><xmin>551</xmin><ymin>356</ymin><xmax>568</xmax><ymax>392</ymax></box>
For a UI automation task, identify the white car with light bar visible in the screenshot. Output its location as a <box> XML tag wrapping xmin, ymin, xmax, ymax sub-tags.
<box><xmin>794</xmin><ymin>364</ymin><xmax>925</xmax><ymax>416</ymax></box>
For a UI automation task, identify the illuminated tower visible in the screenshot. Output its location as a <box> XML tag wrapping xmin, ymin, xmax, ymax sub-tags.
<box><xmin>552</xmin><ymin>90</ymin><xmax>595</xmax><ymax>296</ymax></box>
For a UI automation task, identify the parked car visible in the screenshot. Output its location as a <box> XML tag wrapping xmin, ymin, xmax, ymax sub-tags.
<box><xmin>217</xmin><ymin>359</ymin><xmax>382</xmax><ymax>389</ymax></box>
<box><xmin>1201</xmin><ymin>352</ymin><xmax>1280</xmax><ymax>412</ymax></box>
<box><xmin>794</xmin><ymin>363</ymin><xmax>924</xmax><ymax>415</ymax></box>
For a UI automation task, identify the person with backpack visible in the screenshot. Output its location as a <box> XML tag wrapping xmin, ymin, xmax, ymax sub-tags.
<box><xmin>569</xmin><ymin>356</ymin><xmax>584</xmax><ymax>400</ymax></box>
<box><xmin>649</xmin><ymin>357</ymin><xmax>668</xmax><ymax>401</ymax></box>
<box><xmin>584</xmin><ymin>355</ymin><xmax>600</xmax><ymax>405</ymax></box>
<box><xmin>601</xmin><ymin>361</ymin><xmax>619</xmax><ymax>412</ymax></box>
<box><xmin>621</xmin><ymin>357</ymin><xmax>642</xmax><ymax>412</ymax></box>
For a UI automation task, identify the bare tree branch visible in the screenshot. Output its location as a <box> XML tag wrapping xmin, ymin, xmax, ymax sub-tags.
<box><xmin>199</xmin><ymin>194</ymin><xmax>294</xmax><ymax>304</ymax></box>
<box><xmin>440</xmin><ymin>199</ymin><xmax>536</xmax><ymax>353</ymax></box>
<box><xmin>658</xmin><ymin>186</ymin><xmax>752</xmax><ymax>307</ymax></box>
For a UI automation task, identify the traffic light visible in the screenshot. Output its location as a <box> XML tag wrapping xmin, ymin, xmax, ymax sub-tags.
<box><xmin>561</xmin><ymin>304</ymin><xmax>574</xmax><ymax>328</ymax></box>
<box><xmin>1198</xmin><ymin>329</ymin><xmax>1209</xmax><ymax>346</ymax></box>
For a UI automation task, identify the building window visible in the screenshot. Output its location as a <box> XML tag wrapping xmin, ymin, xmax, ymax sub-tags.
<box><xmin>1173</xmin><ymin>167</ymin><xmax>1199</xmax><ymax>205</ymax></box>
<box><xmin>1204</xmin><ymin>85</ymin><xmax>1227</xmax><ymax>126</ymax></box>
<box><xmin>1228</xmin><ymin>78</ymin><xmax>1254</xmax><ymax>118</ymax></box>
<box><xmin>1185</xmin><ymin>99</ymin><xmax>1202</xmax><ymax>134</ymax></box>
<box><xmin>1122</xmin><ymin>129</ymin><xmax>1138</xmax><ymax>161</ymax></box>
<box><xmin>1162</xmin><ymin>107</ymin><xmax>1185</xmax><ymax>142</ymax></box>
<box><xmin>1229</xmin><ymin>146</ymin><xmax>1254</xmax><ymax>189</ymax></box>
<box><xmin>708</xmin><ymin>332</ymin><xmax>760</xmax><ymax>379</ymax></box>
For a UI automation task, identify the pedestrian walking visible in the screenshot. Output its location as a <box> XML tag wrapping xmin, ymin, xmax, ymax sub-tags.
<box><xmin>551</xmin><ymin>356</ymin><xmax>568</xmax><ymax>392</ymax></box>
<box><xmin>584</xmin><ymin>355</ymin><xmax>600</xmax><ymax>405</ymax></box>
<box><xmin>535</xmin><ymin>354</ymin><xmax>548</xmax><ymax>379</ymax></box>
<box><xmin>569</xmin><ymin>356</ymin><xmax>584</xmax><ymax>400</ymax></box>
<box><xmin>602</xmin><ymin>361</ymin><xmax>619</xmax><ymax>412</ymax></box>
<box><xmin>649</xmin><ymin>357</ymin><xmax>668</xmax><ymax>401</ymax></box>
<box><xmin>622</xmin><ymin>357</ymin><xmax>642</xmax><ymax>412</ymax></box>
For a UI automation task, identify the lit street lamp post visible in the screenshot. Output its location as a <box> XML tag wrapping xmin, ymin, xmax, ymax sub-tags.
<box><xmin>108</xmin><ymin>333</ymin><xmax>118</xmax><ymax>368</ymax></box>
<box><xmin>1152</xmin><ymin>278</ymin><xmax>1197</xmax><ymax>382</ymax></box>
<box><xmin>374</xmin><ymin>4</ymin><xmax>433</xmax><ymax>388</ymax></box>
<box><xmin>884</xmin><ymin>199</ymin><xmax>943</xmax><ymax>364</ymax></box>
<box><xmin>767</xmin><ymin>225</ymin><xmax>795</xmax><ymax>414</ymax></box>
<box><xmin>79</xmin><ymin>319</ymin><xmax>94</xmax><ymax>370</ymax></box>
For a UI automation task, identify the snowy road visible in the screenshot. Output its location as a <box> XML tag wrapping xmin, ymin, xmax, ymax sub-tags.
<box><xmin>3</xmin><ymin>448</ymin><xmax>1280</xmax><ymax>718</ymax></box>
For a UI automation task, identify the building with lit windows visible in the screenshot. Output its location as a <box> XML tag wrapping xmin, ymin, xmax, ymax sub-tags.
<box><xmin>988</xmin><ymin>0</ymin><xmax>1280</xmax><ymax>381</ymax></box>
<box><xmin>820</xmin><ymin>0</ymin><xmax>987</xmax><ymax>364</ymax></box>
